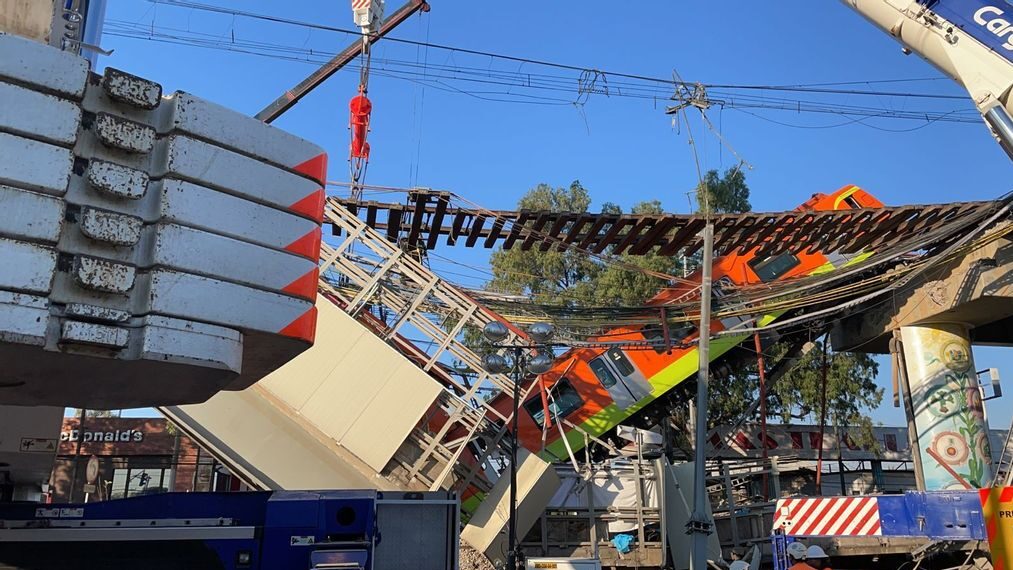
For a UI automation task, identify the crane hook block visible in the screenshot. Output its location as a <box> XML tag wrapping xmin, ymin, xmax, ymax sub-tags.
<box><xmin>350</xmin><ymin>93</ymin><xmax>372</xmax><ymax>160</ymax></box>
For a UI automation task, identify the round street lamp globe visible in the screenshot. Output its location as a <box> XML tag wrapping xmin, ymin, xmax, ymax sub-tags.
<box><xmin>481</xmin><ymin>353</ymin><xmax>508</xmax><ymax>374</ymax></box>
<box><xmin>526</xmin><ymin>353</ymin><xmax>554</xmax><ymax>375</ymax></box>
<box><xmin>482</xmin><ymin>321</ymin><xmax>510</xmax><ymax>343</ymax></box>
<box><xmin>527</xmin><ymin>322</ymin><xmax>555</xmax><ymax>344</ymax></box>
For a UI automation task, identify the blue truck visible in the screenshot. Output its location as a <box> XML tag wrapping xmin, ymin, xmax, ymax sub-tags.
<box><xmin>0</xmin><ymin>490</ymin><xmax>459</xmax><ymax>570</ymax></box>
<box><xmin>771</xmin><ymin>490</ymin><xmax>990</xmax><ymax>570</ymax></box>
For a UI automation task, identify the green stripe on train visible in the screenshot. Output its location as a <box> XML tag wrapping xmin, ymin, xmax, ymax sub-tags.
<box><xmin>541</xmin><ymin>312</ymin><xmax>781</xmax><ymax>460</ymax></box>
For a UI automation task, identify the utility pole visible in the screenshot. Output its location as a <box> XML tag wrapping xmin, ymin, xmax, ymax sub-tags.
<box><xmin>754</xmin><ymin>332</ymin><xmax>769</xmax><ymax>502</ymax></box>
<box><xmin>688</xmin><ymin>220</ymin><xmax>714</xmax><ymax>570</ymax></box>
<box><xmin>816</xmin><ymin>338</ymin><xmax>829</xmax><ymax>495</ymax></box>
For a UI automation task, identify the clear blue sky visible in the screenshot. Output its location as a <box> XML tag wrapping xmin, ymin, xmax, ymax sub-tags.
<box><xmin>94</xmin><ymin>1</ymin><xmax>1013</xmax><ymax>428</ymax></box>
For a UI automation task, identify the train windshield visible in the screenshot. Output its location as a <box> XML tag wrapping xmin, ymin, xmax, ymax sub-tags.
<box><xmin>749</xmin><ymin>252</ymin><xmax>801</xmax><ymax>282</ymax></box>
<box><xmin>589</xmin><ymin>357</ymin><xmax>619</xmax><ymax>388</ymax></box>
<box><xmin>524</xmin><ymin>378</ymin><xmax>584</xmax><ymax>428</ymax></box>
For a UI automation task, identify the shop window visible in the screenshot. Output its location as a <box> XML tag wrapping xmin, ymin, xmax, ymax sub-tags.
<box><xmin>110</xmin><ymin>467</ymin><xmax>172</xmax><ymax>499</ymax></box>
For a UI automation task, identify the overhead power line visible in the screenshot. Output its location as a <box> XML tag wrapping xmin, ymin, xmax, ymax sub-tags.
<box><xmin>116</xmin><ymin>0</ymin><xmax>979</xmax><ymax>127</ymax></box>
<box><xmin>141</xmin><ymin>0</ymin><xmax>960</xmax><ymax>100</ymax></box>
<box><xmin>106</xmin><ymin>18</ymin><xmax>980</xmax><ymax>126</ymax></box>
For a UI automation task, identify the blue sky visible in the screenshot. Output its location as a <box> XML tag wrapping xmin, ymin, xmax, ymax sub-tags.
<box><xmin>94</xmin><ymin>1</ymin><xmax>1012</xmax><ymax>428</ymax></box>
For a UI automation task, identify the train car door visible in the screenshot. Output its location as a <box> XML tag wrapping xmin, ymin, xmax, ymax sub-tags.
<box><xmin>588</xmin><ymin>348</ymin><xmax>652</xmax><ymax>411</ymax></box>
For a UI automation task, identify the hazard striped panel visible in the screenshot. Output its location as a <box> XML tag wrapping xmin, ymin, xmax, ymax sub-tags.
<box><xmin>773</xmin><ymin>497</ymin><xmax>882</xmax><ymax>537</ymax></box>
<box><xmin>981</xmin><ymin>487</ymin><xmax>1013</xmax><ymax>570</ymax></box>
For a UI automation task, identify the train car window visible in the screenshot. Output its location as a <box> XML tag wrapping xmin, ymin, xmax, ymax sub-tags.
<box><xmin>672</xmin><ymin>323</ymin><xmax>696</xmax><ymax>339</ymax></box>
<box><xmin>844</xmin><ymin>196</ymin><xmax>862</xmax><ymax>209</ymax></box>
<box><xmin>607</xmin><ymin>348</ymin><xmax>636</xmax><ymax>376</ymax></box>
<box><xmin>641</xmin><ymin>325</ymin><xmax>668</xmax><ymax>355</ymax></box>
<box><xmin>589</xmin><ymin>357</ymin><xmax>618</xmax><ymax>388</ymax></box>
<box><xmin>523</xmin><ymin>378</ymin><xmax>584</xmax><ymax>428</ymax></box>
<box><xmin>748</xmin><ymin>252</ymin><xmax>801</xmax><ymax>283</ymax></box>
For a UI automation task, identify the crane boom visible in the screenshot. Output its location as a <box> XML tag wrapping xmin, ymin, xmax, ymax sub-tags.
<box><xmin>843</xmin><ymin>0</ymin><xmax>1013</xmax><ymax>159</ymax></box>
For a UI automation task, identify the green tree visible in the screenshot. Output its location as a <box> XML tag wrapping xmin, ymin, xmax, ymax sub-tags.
<box><xmin>591</xmin><ymin>199</ymin><xmax>681</xmax><ymax>306</ymax></box>
<box><xmin>486</xmin><ymin>181</ymin><xmax>601</xmax><ymax>305</ymax></box>
<box><xmin>696</xmin><ymin>167</ymin><xmax>751</xmax><ymax>215</ymax></box>
<box><xmin>771</xmin><ymin>341</ymin><xmax>882</xmax><ymax>446</ymax></box>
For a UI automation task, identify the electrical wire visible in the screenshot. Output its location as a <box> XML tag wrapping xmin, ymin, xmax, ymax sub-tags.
<box><xmin>106</xmin><ymin>7</ymin><xmax>980</xmax><ymax>126</ymax></box>
<box><xmin>134</xmin><ymin>1</ymin><xmax>968</xmax><ymax>101</ymax></box>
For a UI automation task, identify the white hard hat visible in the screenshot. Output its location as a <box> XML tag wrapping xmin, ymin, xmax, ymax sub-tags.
<box><xmin>786</xmin><ymin>541</ymin><xmax>808</xmax><ymax>560</ymax></box>
<box><xmin>729</xmin><ymin>561</ymin><xmax>749</xmax><ymax>570</ymax></box>
<box><xmin>806</xmin><ymin>545</ymin><xmax>829</xmax><ymax>559</ymax></box>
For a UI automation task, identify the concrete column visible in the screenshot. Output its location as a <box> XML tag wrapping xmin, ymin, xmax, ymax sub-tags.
<box><xmin>900</xmin><ymin>323</ymin><xmax>993</xmax><ymax>490</ymax></box>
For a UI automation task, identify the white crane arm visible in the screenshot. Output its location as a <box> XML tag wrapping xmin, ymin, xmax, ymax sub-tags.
<box><xmin>843</xmin><ymin>0</ymin><xmax>1013</xmax><ymax>157</ymax></box>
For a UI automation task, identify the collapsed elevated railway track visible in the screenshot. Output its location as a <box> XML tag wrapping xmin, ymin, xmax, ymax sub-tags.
<box><xmin>330</xmin><ymin>189</ymin><xmax>1004</xmax><ymax>258</ymax></box>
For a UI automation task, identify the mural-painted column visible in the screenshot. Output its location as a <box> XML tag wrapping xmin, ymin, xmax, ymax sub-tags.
<box><xmin>901</xmin><ymin>323</ymin><xmax>992</xmax><ymax>490</ymax></box>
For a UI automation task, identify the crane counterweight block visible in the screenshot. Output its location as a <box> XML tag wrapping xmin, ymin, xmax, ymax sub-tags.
<box><xmin>0</xmin><ymin>34</ymin><xmax>329</xmax><ymax>408</ymax></box>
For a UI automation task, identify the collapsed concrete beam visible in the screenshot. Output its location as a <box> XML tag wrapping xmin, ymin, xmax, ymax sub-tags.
<box><xmin>460</xmin><ymin>448</ymin><xmax>561</xmax><ymax>568</ymax></box>
<box><xmin>831</xmin><ymin>225</ymin><xmax>1013</xmax><ymax>354</ymax></box>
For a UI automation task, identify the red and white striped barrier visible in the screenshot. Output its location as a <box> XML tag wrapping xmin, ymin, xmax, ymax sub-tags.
<box><xmin>774</xmin><ymin>497</ymin><xmax>882</xmax><ymax>537</ymax></box>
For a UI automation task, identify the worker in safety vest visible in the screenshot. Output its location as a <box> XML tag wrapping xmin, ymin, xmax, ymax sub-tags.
<box><xmin>786</xmin><ymin>542</ymin><xmax>816</xmax><ymax>570</ymax></box>
<box><xmin>806</xmin><ymin>545</ymin><xmax>831</xmax><ymax>570</ymax></box>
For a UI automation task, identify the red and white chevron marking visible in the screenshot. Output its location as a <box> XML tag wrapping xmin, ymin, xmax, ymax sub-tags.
<box><xmin>773</xmin><ymin>497</ymin><xmax>882</xmax><ymax>536</ymax></box>
<box><xmin>351</xmin><ymin>0</ymin><xmax>372</xmax><ymax>9</ymax></box>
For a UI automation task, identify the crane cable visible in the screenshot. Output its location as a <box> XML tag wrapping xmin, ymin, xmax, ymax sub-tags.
<box><xmin>348</xmin><ymin>3</ymin><xmax>377</xmax><ymax>201</ymax></box>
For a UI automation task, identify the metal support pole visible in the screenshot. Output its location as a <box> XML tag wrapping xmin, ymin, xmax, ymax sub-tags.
<box><xmin>69</xmin><ymin>408</ymin><xmax>87</xmax><ymax>503</ymax></box>
<box><xmin>837</xmin><ymin>425</ymin><xmax>848</xmax><ymax>495</ymax></box>
<box><xmin>255</xmin><ymin>0</ymin><xmax>429</xmax><ymax>123</ymax></box>
<box><xmin>816</xmin><ymin>338</ymin><xmax>829</xmax><ymax>495</ymax></box>
<box><xmin>507</xmin><ymin>346</ymin><xmax>521</xmax><ymax>570</ymax></box>
<box><xmin>754</xmin><ymin>332</ymin><xmax>769</xmax><ymax>501</ymax></box>
<box><xmin>688</xmin><ymin>222</ymin><xmax>714</xmax><ymax>570</ymax></box>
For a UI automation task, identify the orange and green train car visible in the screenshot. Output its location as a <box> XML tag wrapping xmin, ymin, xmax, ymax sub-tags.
<box><xmin>482</xmin><ymin>185</ymin><xmax>885</xmax><ymax>463</ymax></box>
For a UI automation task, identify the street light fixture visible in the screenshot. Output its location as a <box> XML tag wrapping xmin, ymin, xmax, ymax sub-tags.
<box><xmin>481</xmin><ymin>353</ymin><xmax>509</xmax><ymax>375</ymax></box>
<box><xmin>480</xmin><ymin>320</ymin><xmax>556</xmax><ymax>570</ymax></box>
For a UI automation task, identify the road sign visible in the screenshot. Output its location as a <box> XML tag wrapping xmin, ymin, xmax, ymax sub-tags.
<box><xmin>85</xmin><ymin>455</ymin><xmax>99</xmax><ymax>484</ymax></box>
<box><xmin>19</xmin><ymin>437</ymin><xmax>57</xmax><ymax>453</ymax></box>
